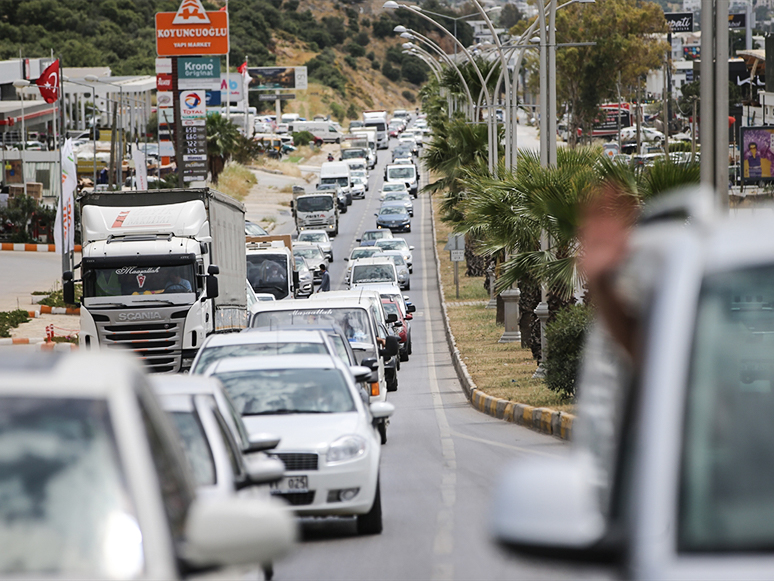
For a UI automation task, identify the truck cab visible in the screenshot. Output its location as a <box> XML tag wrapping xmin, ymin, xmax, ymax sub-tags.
<box><xmin>246</xmin><ymin>236</ymin><xmax>297</xmax><ymax>301</ymax></box>
<box><xmin>73</xmin><ymin>189</ymin><xmax>246</xmax><ymax>373</ymax></box>
<box><xmin>291</xmin><ymin>191</ymin><xmax>339</xmax><ymax>236</ymax></box>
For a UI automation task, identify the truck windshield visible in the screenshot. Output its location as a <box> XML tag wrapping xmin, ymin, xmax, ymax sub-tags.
<box><xmin>246</xmin><ymin>254</ymin><xmax>289</xmax><ymax>300</ymax></box>
<box><xmin>365</xmin><ymin>122</ymin><xmax>386</xmax><ymax>131</ymax></box>
<box><xmin>253</xmin><ymin>308</ymin><xmax>373</xmax><ymax>344</ymax></box>
<box><xmin>83</xmin><ymin>263</ymin><xmax>196</xmax><ymax>298</ymax></box>
<box><xmin>297</xmin><ymin>196</ymin><xmax>334</xmax><ymax>212</ymax></box>
<box><xmin>388</xmin><ymin>167</ymin><xmax>415</xmax><ymax>180</ymax></box>
<box><xmin>320</xmin><ymin>177</ymin><xmax>349</xmax><ymax>188</ymax></box>
<box><xmin>342</xmin><ymin>149</ymin><xmax>367</xmax><ymax>160</ymax></box>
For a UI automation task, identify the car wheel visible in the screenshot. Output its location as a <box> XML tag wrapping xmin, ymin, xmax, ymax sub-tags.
<box><xmin>357</xmin><ymin>477</ymin><xmax>383</xmax><ymax>534</ymax></box>
<box><xmin>400</xmin><ymin>348</ymin><xmax>409</xmax><ymax>362</ymax></box>
<box><xmin>329</xmin><ymin>254</ymin><xmax>334</xmax><ymax>262</ymax></box>
<box><xmin>408</xmin><ymin>339</ymin><xmax>412</xmax><ymax>355</ymax></box>
<box><xmin>377</xmin><ymin>421</ymin><xmax>388</xmax><ymax>445</ymax></box>
<box><xmin>405</xmin><ymin>281</ymin><xmax>410</xmax><ymax>291</ymax></box>
<box><xmin>387</xmin><ymin>375</ymin><xmax>398</xmax><ymax>392</ymax></box>
<box><xmin>263</xmin><ymin>563</ymin><xmax>274</xmax><ymax>580</ymax></box>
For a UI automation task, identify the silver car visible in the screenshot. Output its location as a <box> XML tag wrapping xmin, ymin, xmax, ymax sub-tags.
<box><xmin>374</xmin><ymin>238</ymin><xmax>414</xmax><ymax>273</ymax></box>
<box><xmin>295</xmin><ymin>256</ymin><xmax>314</xmax><ymax>297</ymax></box>
<box><xmin>382</xmin><ymin>191</ymin><xmax>414</xmax><ymax>216</ymax></box>
<box><xmin>297</xmin><ymin>230</ymin><xmax>333</xmax><ymax>262</ymax></box>
<box><xmin>293</xmin><ymin>242</ymin><xmax>329</xmax><ymax>283</ymax></box>
<box><xmin>374</xmin><ymin>250</ymin><xmax>410</xmax><ymax>290</ymax></box>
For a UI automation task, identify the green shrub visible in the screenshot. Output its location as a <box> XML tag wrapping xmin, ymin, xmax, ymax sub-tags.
<box><xmin>292</xmin><ymin>130</ymin><xmax>315</xmax><ymax>146</ymax></box>
<box><xmin>669</xmin><ymin>140</ymin><xmax>693</xmax><ymax>152</ymax></box>
<box><xmin>544</xmin><ymin>304</ymin><xmax>594</xmax><ymax>399</ymax></box>
<box><xmin>402</xmin><ymin>90</ymin><xmax>416</xmax><ymax>104</ymax></box>
<box><xmin>371</xmin><ymin>59</ymin><xmax>380</xmax><ymax>70</ymax></box>
<box><xmin>346</xmin><ymin>103</ymin><xmax>358</xmax><ymax>119</ymax></box>
<box><xmin>381</xmin><ymin>61</ymin><xmax>401</xmax><ymax>82</ymax></box>
<box><xmin>355</xmin><ymin>31</ymin><xmax>370</xmax><ymax>46</ymax></box>
<box><xmin>344</xmin><ymin>55</ymin><xmax>358</xmax><ymax>70</ymax></box>
<box><xmin>346</xmin><ymin>41</ymin><xmax>366</xmax><ymax>57</ymax></box>
<box><xmin>366</xmin><ymin>51</ymin><xmax>375</xmax><ymax>61</ymax></box>
<box><xmin>330</xmin><ymin>102</ymin><xmax>346</xmax><ymax>122</ymax></box>
<box><xmin>0</xmin><ymin>310</ymin><xmax>31</xmax><ymax>338</ymax></box>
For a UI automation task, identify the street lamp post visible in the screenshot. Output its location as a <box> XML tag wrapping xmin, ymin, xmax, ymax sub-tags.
<box><xmin>12</xmin><ymin>79</ymin><xmax>30</xmax><ymax>197</ymax></box>
<box><xmin>87</xmin><ymin>75</ymin><xmax>125</xmax><ymax>188</ymax></box>
<box><xmin>413</xmin><ymin>5</ymin><xmax>502</xmax><ymax>58</ymax></box>
<box><xmin>63</xmin><ymin>76</ymin><xmax>98</xmax><ymax>189</ymax></box>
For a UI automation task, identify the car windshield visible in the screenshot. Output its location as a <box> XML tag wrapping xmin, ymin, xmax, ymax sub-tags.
<box><xmin>293</xmin><ymin>247</ymin><xmax>323</xmax><ymax>260</ymax></box>
<box><xmin>388</xmin><ymin>167</ymin><xmax>415</xmax><ymax>180</ymax></box>
<box><xmin>169</xmin><ymin>411</ymin><xmax>215</xmax><ymax>487</ymax></box>
<box><xmin>379</xmin><ymin>206</ymin><xmax>406</xmax><ymax>216</ymax></box>
<box><xmin>351</xmin><ymin>249</ymin><xmax>379</xmax><ymax>260</ymax></box>
<box><xmin>382</xmin><ymin>253</ymin><xmax>405</xmax><ymax>266</ymax></box>
<box><xmin>83</xmin><ymin>263</ymin><xmax>195</xmax><ymax>298</ymax></box>
<box><xmin>342</xmin><ymin>149</ymin><xmax>367</xmax><ymax>160</ymax></box>
<box><xmin>247</xmin><ymin>254</ymin><xmax>289</xmax><ymax>299</ymax></box>
<box><xmin>382</xmin><ymin>184</ymin><xmax>406</xmax><ymax>192</ymax></box>
<box><xmin>320</xmin><ymin>177</ymin><xmax>349</xmax><ymax>188</ymax></box>
<box><xmin>193</xmin><ymin>342</ymin><xmax>328</xmax><ymax>374</ymax></box>
<box><xmin>253</xmin><ymin>308</ymin><xmax>372</xmax><ymax>344</ymax></box>
<box><xmin>298</xmin><ymin>233</ymin><xmax>327</xmax><ymax>243</ymax></box>
<box><xmin>215</xmin><ymin>368</ymin><xmax>355</xmax><ymax>415</ymax></box>
<box><xmin>375</xmin><ymin>240</ymin><xmax>407</xmax><ymax>251</ymax></box>
<box><xmin>362</xmin><ymin>231</ymin><xmax>391</xmax><ymax>241</ymax></box>
<box><xmin>384</xmin><ymin>193</ymin><xmax>409</xmax><ymax>202</ymax></box>
<box><xmin>382</xmin><ymin>302</ymin><xmax>400</xmax><ymax>318</ymax></box>
<box><xmin>245</xmin><ymin>222</ymin><xmax>268</xmax><ymax>236</ymax></box>
<box><xmin>296</xmin><ymin>196</ymin><xmax>333</xmax><ymax>212</ymax></box>
<box><xmin>679</xmin><ymin>264</ymin><xmax>774</xmax><ymax>552</ymax></box>
<box><xmin>352</xmin><ymin>265</ymin><xmax>395</xmax><ymax>284</ymax></box>
<box><xmin>294</xmin><ymin>257</ymin><xmax>307</xmax><ymax>270</ymax></box>
<box><xmin>0</xmin><ymin>397</ymin><xmax>143</xmax><ymax>578</ymax></box>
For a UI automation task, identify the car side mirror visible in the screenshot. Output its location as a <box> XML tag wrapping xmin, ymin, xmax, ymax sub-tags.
<box><xmin>380</xmin><ymin>335</ymin><xmax>399</xmax><ymax>359</ymax></box>
<box><xmin>393</xmin><ymin>321</ymin><xmax>403</xmax><ymax>328</ymax></box>
<box><xmin>374</xmin><ymin>213</ymin><xmax>378</xmax><ymax>217</ymax></box>
<box><xmin>356</xmin><ymin>238</ymin><xmax>361</xmax><ymax>243</ymax></box>
<box><xmin>409</xmin><ymin>246</ymin><xmax>415</xmax><ymax>250</ymax></box>
<box><xmin>491</xmin><ymin>453</ymin><xmax>616</xmax><ymax>564</ymax></box>
<box><xmin>406</xmin><ymin>304</ymin><xmax>416</xmax><ymax>313</ymax></box>
<box><xmin>360</xmin><ymin>357</ymin><xmax>379</xmax><ymax>371</ymax></box>
<box><xmin>386</xmin><ymin>313</ymin><xmax>398</xmax><ymax>323</ymax></box>
<box><xmin>182</xmin><ymin>496</ymin><xmax>296</xmax><ymax>569</ymax></box>
<box><xmin>343</xmin><ymin>257</ymin><xmax>349</xmax><ymax>261</ymax></box>
<box><xmin>241</xmin><ymin>455</ymin><xmax>285</xmax><ymax>486</ymax></box>
<box><xmin>246</xmin><ymin>432</ymin><xmax>281</xmax><ymax>452</ymax></box>
<box><xmin>350</xmin><ymin>365</ymin><xmax>374</xmax><ymax>383</ymax></box>
<box><xmin>405</xmin><ymin>313</ymin><xmax>413</xmax><ymax>320</ymax></box>
<box><xmin>208</xmin><ymin>265</ymin><xmax>220</xmax><ymax>275</ymax></box>
<box><xmin>369</xmin><ymin>401</ymin><xmax>394</xmax><ymax>420</ymax></box>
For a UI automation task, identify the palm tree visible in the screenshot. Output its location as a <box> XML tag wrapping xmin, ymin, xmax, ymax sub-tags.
<box><xmin>206</xmin><ymin>113</ymin><xmax>240</xmax><ymax>184</ymax></box>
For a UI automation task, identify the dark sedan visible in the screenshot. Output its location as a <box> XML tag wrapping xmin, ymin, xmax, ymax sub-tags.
<box><xmin>375</xmin><ymin>204</ymin><xmax>411</xmax><ymax>233</ymax></box>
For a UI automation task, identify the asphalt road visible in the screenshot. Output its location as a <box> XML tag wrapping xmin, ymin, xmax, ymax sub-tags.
<box><xmin>0</xmin><ymin>251</ymin><xmax>66</xmax><ymax>311</ymax></box>
<box><xmin>275</xmin><ymin>139</ymin><xmax>598</xmax><ymax>580</ymax></box>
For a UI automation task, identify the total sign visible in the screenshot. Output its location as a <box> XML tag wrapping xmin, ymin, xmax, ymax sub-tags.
<box><xmin>156</xmin><ymin>0</ymin><xmax>229</xmax><ymax>57</ymax></box>
<box><xmin>180</xmin><ymin>90</ymin><xmax>206</xmax><ymax>119</ymax></box>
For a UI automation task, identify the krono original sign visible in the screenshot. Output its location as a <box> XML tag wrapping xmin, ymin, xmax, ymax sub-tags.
<box><xmin>156</xmin><ymin>0</ymin><xmax>229</xmax><ymax>56</ymax></box>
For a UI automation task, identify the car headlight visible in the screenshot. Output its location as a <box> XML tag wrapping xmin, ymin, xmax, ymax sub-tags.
<box><xmin>327</xmin><ymin>435</ymin><xmax>367</xmax><ymax>464</ymax></box>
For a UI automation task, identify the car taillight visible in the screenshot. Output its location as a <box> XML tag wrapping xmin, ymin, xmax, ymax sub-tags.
<box><xmin>370</xmin><ymin>382</ymin><xmax>380</xmax><ymax>397</ymax></box>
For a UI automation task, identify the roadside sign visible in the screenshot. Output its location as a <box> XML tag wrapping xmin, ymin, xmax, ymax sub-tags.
<box><xmin>665</xmin><ymin>12</ymin><xmax>693</xmax><ymax>33</ymax></box>
<box><xmin>178</xmin><ymin>57</ymin><xmax>221</xmax><ymax>90</ymax></box>
<box><xmin>258</xmin><ymin>93</ymin><xmax>296</xmax><ymax>101</ymax></box>
<box><xmin>155</xmin><ymin>58</ymin><xmax>172</xmax><ymax>74</ymax></box>
<box><xmin>450</xmin><ymin>250</ymin><xmax>465</xmax><ymax>262</ymax></box>
<box><xmin>247</xmin><ymin>67</ymin><xmax>308</xmax><ymax>91</ymax></box>
<box><xmin>444</xmin><ymin>233</ymin><xmax>465</xmax><ymax>251</ymax></box>
<box><xmin>155</xmin><ymin>0</ymin><xmax>229</xmax><ymax>56</ymax></box>
<box><xmin>180</xmin><ymin>90</ymin><xmax>206</xmax><ymax>119</ymax></box>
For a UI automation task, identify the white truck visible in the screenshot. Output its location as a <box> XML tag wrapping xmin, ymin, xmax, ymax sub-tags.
<box><xmin>291</xmin><ymin>190</ymin><xmax>339</xmax><ymax>236</ymax></box>
<box><xmin>67</xmin><ymin>188</ymin><xmax>247</xmax><ymax>373</ymax></box>
<box><xmin>320</xmin><ymin>160</ymin><xmax>352</xmax><ymax>195</ymax></box>
<box><xmin>245</xmin><ymin>234</ymin><xmax>298</xmax><ymax>300</ymax></box>
<box><xmin>362</xmin><ymin>110</ymin><xmax>389</xmax><ymax>150</ymax></box>
<box><xmin>288</xmin><ymin>120</ymin><xmax>344</xmax><ymax>144</ymax></box>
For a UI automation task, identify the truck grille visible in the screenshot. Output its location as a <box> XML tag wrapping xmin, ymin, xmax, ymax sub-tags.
<box><xmin>271</xmin><ymin>452</ymin><xmax>319</xmax><ymax>471</ymax></box>
<box><xmin>95</xmin><ymin>318</ymin><xmax>183</xmax><ymax>373</ymax></box>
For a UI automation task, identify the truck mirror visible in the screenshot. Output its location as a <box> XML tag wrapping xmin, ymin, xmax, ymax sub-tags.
<box><xmin>208</xmin><ymin>264</ymin><xmax>220</xmax><ymax>275</ymax></box>
<box><xmin>206</xmin><ymin>274</ymin><xmax>219</xmax><ymax>299</ymax></box>
<box><xmin>63</xmin><ymin>272</ymin><xmax>76</xmax><ymax>305</ymax></box>
<box><xmin>406</xmin><ymin>304</ymin><xmax>416</xmax><ymax>313</ymax></box>
<box><xmin>380</xmin><ymin>336</ymin><xmax>400</xmax><ymax>359</ymax></box>
<box><xmin>386</xmin><ymin>313</ymin><xmax>398</xmax><ymax>323</ymax></box>
<box><xmin>292</xmin><ymin>269</ymin><xmax>299</xmax><ymax>288</ymax></box>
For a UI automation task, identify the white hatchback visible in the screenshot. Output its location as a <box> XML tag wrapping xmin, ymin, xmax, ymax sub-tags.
<box><xmin>204</xmin><ymin>354</ymin><xmax>394</xmax><ymax>535</ymax></box>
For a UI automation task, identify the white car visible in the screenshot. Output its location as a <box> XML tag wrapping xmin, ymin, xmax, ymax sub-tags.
<box><xmin>374</xmin><ymin>237</ymin><xmax>414</xmax><ymax>273</ymax></box>
<box><xmin>379</xmin><ymin>183</ymin><xmax>410</xmax><ymax>201</ymax></box>
<box><xmin>297</xmin><ymin>230</ymin><xmax>333</xmax><ymax>262</ymax></box>
<box><xmin>349</xmin><ymin>257</ymin><xmax>399</xmax><ymax>290</ymax></box>
<box><xmin>0</xmin><ymin>351</ymin><xmax>295</xmax><ymax>578</ymax></box>
<box><xmin>344</xmin><ymin>246</ymin><xmax>382</xmax><ymax>284</ymax></box>
<box><xmin>203</xmin><ymin>354</ymin><xmax>394</xmax><ymax>534</ymax></box>
<box><xmin>350</xmin><ymin>176</ymin><xmax>367</xmax><ymax>199</ymax></box>
<box><xmin>374</xmin><ymin>250</ymin><xmax>411</xmax><ymax>290</ymax></box>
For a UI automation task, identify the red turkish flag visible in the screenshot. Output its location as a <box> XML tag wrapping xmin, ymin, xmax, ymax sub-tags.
<box><xmin>237</xmin><ymin>61</ymin><xmax>248</xmax><ymax>74</ymax></box>
<box><xmin>36</xmin><ymin>59</ymin><xmax>60</xmax><ymax>104</ymax></box>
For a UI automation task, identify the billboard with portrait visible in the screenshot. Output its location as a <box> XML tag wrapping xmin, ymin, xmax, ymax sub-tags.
<box><xmin>741</xmin><ymin>127</ymin><xmax>774</xmax><ymax>183</ymax></box>
<box><xmin>246</xmin><ymin>67</ymin><xmax>307</xmax><ymax>91</ymax></box>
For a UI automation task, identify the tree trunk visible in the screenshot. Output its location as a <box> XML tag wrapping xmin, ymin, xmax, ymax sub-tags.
<box><xmin>518</xmin><ymin>276</ymin><xmax>541</xmax><ymax>358</ymax></box>
<box><xmin>464</xmin><ymin>234</ymin><xmax>487</xmax><ymax>277</ymax></box>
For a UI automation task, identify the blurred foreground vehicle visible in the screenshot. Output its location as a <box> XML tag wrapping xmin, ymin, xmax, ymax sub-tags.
<box><xmin>492</xmin><ymin>190</ymin><xmax>774</xmax><ymax>579</ymax></box>
<box><xmin>0</xmin><ymin>351</ymin><xmax>295</xmax><ymax>579</ymax></box>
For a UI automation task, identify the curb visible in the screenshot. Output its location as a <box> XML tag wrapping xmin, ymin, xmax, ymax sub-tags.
<box><xmin>0</xmin><ymin>338</ymin><xmax>77</xmax><ymax>350</ymax></box>
<box><xmin>429</xmin><ymin>196</ymin><xmax>574</xmax><ymax>441</ymax></box>
<box><xmin>1</xmin><ymin>243</ymin><xmax>82</xmax><ymax>252</ymax></box>
<box><xmin>26</xmin><ymin>306</ymin><xmax>81</xmax><ymax>317</ymax></box>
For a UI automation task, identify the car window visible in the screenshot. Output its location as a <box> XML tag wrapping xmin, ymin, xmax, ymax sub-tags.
<box><xmin>193</xmin><ymin>342</ymin><xmax>328</xmax><ymax>374</ymax></box>
<box><xmin>253</xmin><ymin>308</ymin><xmax>373</xmax><ymax>344</ymax></box>
<box><xmin>213</xmin><ymin>409</ymin><xmax>243</xmax><ymax>479</ymax></box>
<box><xmin>352</xmin><ymin>265</ymin><xmax>396</xmax><ymax>283</ymax></box>
<box><xmin>0</xmin><ymin>397</ymin><xmax>143</xmax><ymax>577</ymax></box>
<box><xmin>216</xmin><ymin>368</ymin><xmax>356</xmax><ymax>415</ymax></box>
<box><xmin>170</xmin><ymin>411</ymin><xmax>216</xmax><ymax>487</ymax></box>
<box><xmin>679</xmin><ymin>265</ymin><xmax>774</xmax><ymax>551</ymax></box>
<box><xmin>379</xmin><ymin>206</ymin><xmax>406</xmax><ymax>216</ymax></box>
<box><xmin>329</xmin><ymin>334</ymin><xmax>352</xmax><ymax>363</ymax></box>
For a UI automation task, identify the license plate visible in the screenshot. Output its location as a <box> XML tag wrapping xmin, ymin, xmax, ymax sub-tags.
<box><xmin>270</xmin><ymin>475</ymin><xmax>308</xmax><ymax>494</ymax></box>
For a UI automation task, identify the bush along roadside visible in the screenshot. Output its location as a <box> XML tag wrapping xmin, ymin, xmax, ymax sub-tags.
<box><xmin>544</xmin><ymin>304</ymin><xmax>594</xmax><ymax>399</ymax></box>
<box><xmin>36</xmin><ymin>284</ymin><xmax>82</xmax><ymax>309</ymax></box>
<box><xmin>0</xmin><ymin>310</ymin><xmax>31</xmax><ymax>338</ymax></box>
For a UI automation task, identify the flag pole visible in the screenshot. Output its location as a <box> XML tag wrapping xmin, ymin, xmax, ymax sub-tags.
<box><xmin>225</xmin><ymin>0</ymin><xmax>230</xmax><ymax>124</ymax></box>
<box><xmin>54</xmin><ymin>52</ymin><xmax>69</xmax><ymax>275</ymax></box>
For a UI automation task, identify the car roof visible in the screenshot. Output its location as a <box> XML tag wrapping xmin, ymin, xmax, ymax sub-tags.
<box><xmin>362</xmin><ymin>229</ymin><xmax>393</xmax><ymax>235</ymax></box>
<box><xmin>205</xmin><ymin>354</ymin><xmax>339</xmax><ymax>374</ymax></box>
<box><xmin>351</xmin><ymin>246</ymin><xmax>379</xmax><ymax>254</ymax></box>
<box><xmin>375</xmin><ymin>237</ymin><xmax>408</xmax><ymax>244</ymax></box>
<box><xmin>199</xmin><ymin>329</ymin><xmax>327</xmax><ymax>349</ymax></box>
<box><xmin>293</xmin><ymin>242</ymin><xmax>322</xmax><ymax>249</ymax></box>
<box><xmin>351</xmin><ymin>257</ymin><xmax>395</xmax><ymax>266</ymax></box>
<box><xmin>0</xmin><ymin>351</ymin><xmax>144</xmax><ymax>397</ymax></box>
<box><xmin>251</xmin><ymin>298</ymin><xmax>372</xmax><ymax>312</ymax></box>
<box><xmin>149</xmin><ymin>374</ymin><xmax>226</xmax><ymax>397</ymax></box>
<box><xmin>298</xmin><ymin>230</ymin><xmax>329</xmax><ymax>236</ymax></box>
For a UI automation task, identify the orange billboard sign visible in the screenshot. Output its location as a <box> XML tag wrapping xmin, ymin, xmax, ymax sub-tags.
<box><xmin>156</xmin><ymin>0</ymin><xmax>229</xmax><ymax>56</ymax></box>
